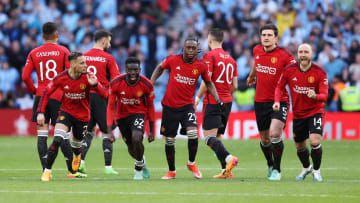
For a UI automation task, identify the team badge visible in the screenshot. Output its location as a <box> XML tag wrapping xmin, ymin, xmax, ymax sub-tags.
<box><xmin>308</xmin><ymin>76</ymin><xmax>315</xmax><ymax>83</ymax></box>
<box><xmin>123</xmin><ymin>137</ymin><xmax>127</xmax><ymax>142</ymax></box>
<box><xmin>80</xmin><ymin>83</ymin><xmax>86</xmax><ymax>90</ymax></box>
<box><xmin>293</xmin><ymin>133</ymin><xmax>296</xmax><ymax>138</ymax></box>
<box><xmin>60</xmin><ymin>116</ymin><xmax>65</xmax><ymax>120</ymax></box>
<box><xmin>137</xmin><ymin>91</ymin><xmax>143</xmax><ymax>97</ymax></box>
<box><xmin>192</xmin><ymin>68</ymin><xmax>199</xmax><ymax>75</ymax></box>
<box><xmin>161</xmin><ymin>126</ymin><xmax>165</xmax><ymax>133</ymax></box>
<box><xmin>271</xmin><ymin>57</ymin><xmax>277</xmax><ymax>64</ymax></box>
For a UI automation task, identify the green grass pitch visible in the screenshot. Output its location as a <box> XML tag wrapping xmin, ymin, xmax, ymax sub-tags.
<box><xmin>0</xmin><ymin>136</ymin><xmax>359</xmax><ymax>203</ymax></box>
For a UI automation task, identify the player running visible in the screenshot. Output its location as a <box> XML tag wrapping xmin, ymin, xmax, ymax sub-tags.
<box><xmin>247</xmin><ymin>24</ymin><xmax>296</xmax><ymax>181</ymax></box>
<box><xmin>38</xmin><ymin>51</ymin><xmax>108</xmax><ymax>181</ymax></box>
<box><xmin>80</xmin><ymin>29</ymin><xmax>120</xmax><ymax>175</ymax></box>
<box><xmin>151</xmin><ymin>36</ymin><xmax>224</xmax><ymax>179</ymax></box>
<box><xmin>195</xmin><ymin>28</ymin><xmax>239</xmax><ymax>179</ymax></box>
<box><xmin>273</xmin><ymin>43</ymin><xmax>328</xmax><ymax>182</ymax></box>
<box><xmin>107</xmin><ymin>57</ymin><xmax>155</xmax><ymax>180</ymax></box>
<box><xmin>22</xmin><ymin>22</ymin><xmax>73</xmax><ymax>176</ymax></box>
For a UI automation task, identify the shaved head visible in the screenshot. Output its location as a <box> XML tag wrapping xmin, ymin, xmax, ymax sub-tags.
<box><xmin>298</xmin><ymin>43</ymin><xmax>313</xmax><ymax>54</ymax></box>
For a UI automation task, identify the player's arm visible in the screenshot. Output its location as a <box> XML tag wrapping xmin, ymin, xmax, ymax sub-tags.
<box><xmin>108</xmin><ymin>58</ymin><xmax>120</xmax><ymax>79</ymax></box>
<box><xmin>273</xmin><ymin>72</ymin><xmax>288</xmax><ymax>111</ymax></box>
<box><xmin>246</xmin><ymin>63</ymin><xmax>257</xmax><ymax>86</ymax></box>
<box><xmin>204</xmin><ymin>80</ymin><xmax>225</xmax><ymax>111</ymax></box>
<box><xmin>22</xmin><ymin>55</ymin><xmax>36</xmax><ymax>94</ymax></box>
<box><xmin>146</xmin><ymin>88</ymin><xmax>155</xmax><ymax>143</ymax></box>
<box><xmin>231</xmin><ymin>76</ymin><xmax>238</xmax><ymax>94</ymax></box>
<box><xmin>195</xmin><ymin>71</ymin><xmax>213</xmax><ymax>107</ymax></box>
<box><xmin>88</xmin><ymin>73</ymin><xmax>108</xmax><ymax>98</ymax></box>
<box><xmin>150</xmin><ymin>63</ymin><xmax>165</xmax><ymax>84</ymax></box>
<box><xmin>36</xmin><ymin>80</ymin><xmax>59</xmax><ymax>126</ymax></box>
<box><xmin>308</xmin><ymin>74</ymin><xmax>329</xmax><ymax>101</ymax></box>
<box><xmin>106</xmin><ymin>87</ymin><xmax>117</xmax><ymax>143</ymax></box>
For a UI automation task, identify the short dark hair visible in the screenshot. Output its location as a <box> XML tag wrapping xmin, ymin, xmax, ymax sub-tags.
<box><xmin>42</xmin><ymin>22</ymin><xmax>57</xmax><ymax>37</ymax></box>
<box><xmin>184</xmin><ymin>36</ymin><xmax>199</xmax><ymax>44</ymax></box>
<box><xmin>260</xmin><ymin>23</ymin><xmax>279</xmax><ymax>37</ymax></box>
<box><xmin>209</xmin><ymin>28</ymin><xmax>224</xmax><ymax>42</ymax></box>
<box><xmin>94</xmin><ymin>29</ymin><xmax>112</xmax><ymax>42</ymax></box>
<box><xmin>68</xmin><ymin>51</ymin><xmax>83</xmax><ymax>62</ymax></box>
<box><xmin>125</xmin><ymin>57</ymin><xmax>140</xmax><ymax>66</ymax></box>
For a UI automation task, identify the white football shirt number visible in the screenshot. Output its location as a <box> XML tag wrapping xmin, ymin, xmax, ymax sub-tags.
<box><xmin>215</xmin><ymin>62</ymin><xmax>234</xmax><ymax>84</ymax></box>
<box><xmin>87</xmin><ymin>65</ymin><xmax>97</xmax><ymax>75</ymax></box>
<box><xmin>39</xmin><ymin>59</ymin><xmax>57</xmax><ymax>81</ymax></box>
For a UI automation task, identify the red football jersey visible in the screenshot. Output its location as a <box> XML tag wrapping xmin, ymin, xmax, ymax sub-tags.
<box><xmin>23</xmin><ymin>43</ymin><xmax>70</xmax><ymax>100</ymax></box>
<box><xmin>37</xmin><ymin>70</ymin><xmax>108</xmax><ymax>122</ymax></box>
<box><xmin>161</xmin><ymin>54</ymin><xmax>211</xmax><ymax>108</ymax></box>
<box><xmin>107</xmin><ymin>74</ymin><xmax>155</xmax><ymax>126</ymax></box>
<box><xmin>84</xmin><ymin>48</ymin><xmax>120</xmax><ymax>92</ymax></box>
<box><xmin>202</xmin><ymin>48</ymin><xmax>238</xmax><ymax>104</ymax></box>
<box><xmin>253</xmin><ymin>45</ymin><xmax>296</xmax><ymax>102</ymax></box>
<box><xmin>275</xmin><ymin>62</ymin><xmax>328</xmax><ymax>119</ymax></box>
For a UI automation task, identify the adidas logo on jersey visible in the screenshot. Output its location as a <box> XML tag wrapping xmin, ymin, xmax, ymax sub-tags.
<box><xmin>121</xmin><ymin>91</ymin><xmax>125</xmax><ymax>95</ymax></box>
<box><xmin>176</xmin><ymin>66</ymin><xmax>181</xmax><ymax>70</ymax></box>
<box><xmin>292</xmin><ymin>77</ymin><xmax>297</xmax><ymax>81</ymax></box>
<box><xmin>256</xmin><ymin>56</ymin><xmax>259</xmax><ymax>59</ymax></box>
<box><xmin>64</xmin><ymin>85</ymin><xmax>69</xmax><ymax>89</ymax></box>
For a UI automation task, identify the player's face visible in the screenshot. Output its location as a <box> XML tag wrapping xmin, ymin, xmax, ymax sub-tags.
<box><xmin>298</xmin><ymin>44</ymin><xmax>313</xmax><ymax>67</ymax></box>
<box><xmin>126</xmin><ymin>63</ymin><xmax>140</xmax><ymax>84</ymax></box>
<box><xmin>260</xmin><ymin>29</ymin><xmax>278</xmax><ymax>48</ymax></box>
<box><xmin>183</xmin><ymin>40</ymin><xmax>198</xmax><ymax>61</ymax></box>
<box><xmin>74</xmin><ymin>56</ymin><xmax>87</xmax><ymax>74</ymax></box>
<box><xmin>103</xmin><ymin>36</ymin><xmax>111</xmax><ymax>51</ymax></box>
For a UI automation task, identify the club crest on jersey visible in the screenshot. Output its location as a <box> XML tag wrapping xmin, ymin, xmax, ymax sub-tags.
<box><xmin>271</xmin><ymin>57</ymin><xmax>277</xmax><ymax>64</ymax></box>
<box><xmin>80</xmin><ymin>83</ymin><xmax>86</xmax><ymax>90</ymax></box>
<box><xmin>60</xmin><ymin>116</ymin><xmax>65</xmax><ymax>120</ymax></box>
<box><xmin>161</xmin><ymin>126</ymin><xmax>165</xmax><ymax>133</ymax></box>
<box><xmin>192</xmin><ymin>68</ymin><xmax>199</xmax><ymax>75</ymax></box>
<box><xmin>137</xmin><ymin>91</ymin><xmax>143</xmax><ymax>97</ymax></box>
<box><xmin>308</xmin><ymin>76</ymin><xmax>315</xmax><ymax>83</ymax></box>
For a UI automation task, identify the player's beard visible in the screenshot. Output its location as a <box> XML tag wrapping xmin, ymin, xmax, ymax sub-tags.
<box><xmin>300</xmin><ymin>57</ymin><xmax>311</xmax><ymax>67</ymax></box>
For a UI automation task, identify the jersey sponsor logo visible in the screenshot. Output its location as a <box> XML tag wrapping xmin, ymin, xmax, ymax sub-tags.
<box><xmin>292</xmin><ymin>77</ymin><xmax>297</xmax><ymax>81</ymax></box>
<box><xmin>80</xmin><ymin>83</ymin><xmax>86</xmax><ymax>90</ymax></box>
<box><xmin>176</xmin><ymin>66</ymin><xmax>181</xmax><ymax>70</ymax></box>
<box><xmin>308</xmin><ymin>76</ymin><xmax>315</xmax><ymax>83</ymax></box>
<box><xmin>174</xmin><ymin>73</ymin><xmax>196</xmax><ymax>85</ymax></box>
<box><xmin>293</xmin><ymin>85</ymin><xmax>315</xmax><ymax>94</ymax></box>
<box><xmin>255</xmin><ymin>64</ymin><xmax>276</xmax><ymax>75</ymax></box>
<box><xmin>120</xmin><ymin>98</ymin><xmax>140</xmax><ymax>105</ymax></box>
<box><xmin>64</xmin><ymin>85</ymin><xmax>69</xmax><ymax>89</ymax></box>
<box><xmin>84</xmin><ymin>56</ymin><xmax>106</xmax><ymax>62</ymax></box>
<box><xmin>271</xmin><ymin>57</ymin><xmax>277</xmax><ymax>64</ymax></box>
<box><xmin>65</xmin><ymin>92</ymin><xmax>86</xmax><ymax>99</ymax></box>
<box><xmin>36</xmin><ymin>51</ymin><xmax>60</xmax><ymax>57</ymax></box>
<box><xmin>192</xmin><ymin>68</ymin><xmax>199</xmax><ymax>75</ymax></box>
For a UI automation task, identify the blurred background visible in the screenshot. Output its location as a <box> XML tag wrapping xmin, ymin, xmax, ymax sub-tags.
<box><xmin>0</xmin><ymin>0</ymin><xmax>359</xmax><ymax>138</ymax></box>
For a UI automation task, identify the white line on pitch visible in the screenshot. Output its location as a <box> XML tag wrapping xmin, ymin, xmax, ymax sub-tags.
<box><xmin>0</xmin><ymin>190</ymin><xmax>358</xmax><ymax>199</ymax></box>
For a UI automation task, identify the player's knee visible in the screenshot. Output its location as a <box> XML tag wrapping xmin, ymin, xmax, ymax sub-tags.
<box><xmin>187</xmin><ymin>129</ymin><xmax>198</xmax><ymax>140</ymax></box>
<box><xmin>270</xmin><ymin>129</ymin><xmax>282</xmax><ymax>139</ymax></box>
<box><xmin>132</xmin><ymin>131</ymin><xmax>143</xmax><ymax>144</ymax></box>
<box><xmin>270</xmin><ymin>136</ymin><xmax>282</xmax><ymax>144</ymax></box>
<box><xmin>165</xmin><ymin>137</ymin><xmax>175</xmax><ymax>146</ymax></box>
<box><xmin>52</xmin><ymin>136</ymin><xmax>63</xmax><ymax>148</ymax></box>
<box><xmin>70</xmin><ymin>138</ymin><xmax>83</xmax><ymax>149</ymax></box>
<box><xmin>204</xmin><ymin>134</ymin><xmax>216</xmax><ymax>145</ymax></box>
<box><xmin>310</xmin><ymin>140</ymin><xmax>321</xmax><ymax>147</ymax></box>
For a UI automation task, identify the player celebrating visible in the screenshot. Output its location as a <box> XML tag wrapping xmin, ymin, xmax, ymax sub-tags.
<box><xmin>80</xmin><ymin>29</ymin><xmax>120</xmax><ymax>175</ymax></box>
<box><xmin>151</xmin><ymin>36</ymin><xmax>224</xmax><ymax>179</ymax></box>
<box><xmin>107</xmin><ymin>57</ymin><xmax>155</xmax><ymax>180</ymax></box>
<box><xmin>273</xmin><ymin>43</ymin><xmax>328</xmax><ymax>182</ymax></box>
<box><xmin>22</xmin><ymin>22</ymin><xmax>73</xmax><ymax>175</ymax></box>
<box><xmin>38</xmin><ymin>51</ymin><xmax>108</xmax><ymax>181</ymax></box>
<box><xmin>195</xmin><ymin>28</ymin><xmax>239</xmax><ymax>179</ymax></box>
<box><xmin>247</xmin><ymin>24</ymin><xmax>296</xmax><ymax>181</ymax></box>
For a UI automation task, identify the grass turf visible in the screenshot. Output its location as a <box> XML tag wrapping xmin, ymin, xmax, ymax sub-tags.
<box><xmin>0</xmin><ymin>136</ymin><xmax>359</xmax><ymax>203</ymax></box>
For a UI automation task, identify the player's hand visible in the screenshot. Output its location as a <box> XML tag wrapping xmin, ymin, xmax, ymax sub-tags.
<box><xmin>87</xmin><ymin>72</ymin><xmax>98</xmax><ymax>86</ymax></box>
<box><xmin>307</xmin><ymin>89</ymin><xmax>316</xmax><ymax>99</ymax></box>
<box><xmin>37</xmin><ymin>113</ymin><xmax>45</xmax><ymax>126</ymax></box>
<box><xmin>272</xmin><ymin>102</ymin><xmax>280</xmax><ymax>112</ymax></box>
<box><xmin>148</xmin><ymin>132</ymin><xmax>155</xmax><ymax>143</ymax></box>
<box><xmin>108</xmin><ymin>133</ymin><xmax>116</xmax><ymax>143</ymax></box>
<box><xmin>194</xmin><ymin>96</ymin><xmax>200</xmax><ymax>109</ymax></box>
<box><xmin>246</xmin><ymin>75</ymin><xmax>256</xmax><ymax>86</ymax></box>
<box><xmin>216</xmin><ymin>99</ymin><xmax>225</xmax><ymax>112</ymax></box>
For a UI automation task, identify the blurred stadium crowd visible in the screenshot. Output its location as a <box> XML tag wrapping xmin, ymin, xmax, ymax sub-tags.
<box><xmin>0</xmin><ymin>0</ymin><xmax>359</xmax><ymax>112</ymax></box>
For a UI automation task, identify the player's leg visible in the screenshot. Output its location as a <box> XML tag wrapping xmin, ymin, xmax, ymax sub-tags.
<box><xmin>41</xmin><ymin>122</ymin><xmax>69</xmax><ymax>181</ymax></box>
<box><xmin>268</xmin><ymin>102</ymin><xmax>288</xmax><ymax>181</ymax></box>
<box><xmin>255</xmin><ymin>102</ymin><xmax>274</xmax><ymax>176</ymax></box>
<box><xmin>129</xmin><ymin>114</ymin><xmax>147</xmax><ymax>180</ymax></box>
<box><xmin>309</xmin><ymin>114</ymin><xmax>323</xmax><ymax>181</ymax></box>
<box><xmin>70</xmin><ymin>116</ymin><xmax>87</xmax><ymax>174</ymax></box>
<box><xmin>32</xmin><ymin>96</ymin><xmax>48</xmax><ymax>170</ymax></box>
<box><xmin>160</xmin><ymin>106</ymin><xmax>178</xmax><ymax>179</ymax></box>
